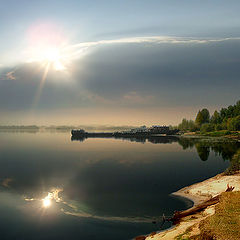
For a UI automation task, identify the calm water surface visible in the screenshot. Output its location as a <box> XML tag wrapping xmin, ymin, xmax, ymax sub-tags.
<box><xmin>0</xmin><ymin>131</ymin><xmax>237</xmax><ymax>240</ymax></box>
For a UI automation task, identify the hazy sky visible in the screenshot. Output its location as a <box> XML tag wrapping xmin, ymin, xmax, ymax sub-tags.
<box><xmin>0</xmin><ymin>0</ymin><xmax>240</xmax><ymax>125</ymax></box>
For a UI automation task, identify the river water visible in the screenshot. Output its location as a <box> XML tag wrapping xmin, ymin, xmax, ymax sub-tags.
<box><xmin>0</xmin><ymin>131</ymin><xmax>238</xmax><ymax>240</ymax></box>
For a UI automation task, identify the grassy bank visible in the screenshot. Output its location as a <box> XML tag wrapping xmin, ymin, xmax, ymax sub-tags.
<box><xmin>198</xmin><ymin>191</ymin><xmax>240</xmax><ymax>240</ymax></box>
<box><xmin>183</xmin><ymin>130</ymin><xmax>240</xmax><ymax>141</ymax></box>
<box><xmin>174</xmin><ymin>191</ymin><xmax>240</xmax><ymax>240</ymax></box>
<box><xmin>201</xmin><ymin>130</ymin><xmax>240</xmax><ymax>139</ymax></box>
<box><xmin>224</xmin><ymin>149</ymin><xmax>240</xmax><ymax>175</ymax></box>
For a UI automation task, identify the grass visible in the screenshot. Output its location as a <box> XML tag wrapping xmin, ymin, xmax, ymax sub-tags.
<box><xmin>198</xmin><ymin>191</ymin><xmax>240</xmax><ymax>240</ymax></box>
<box><xmin>175</xmin><ymin>233</ymin><xmax>191</xmax><ymax>240</ymax></box>
<box><xmin>184</xmin><ymin>130</ymin><xmax>240</xmax><ymax>140</ymax></box>
<box><xmin>202</xmin><ymin>130</ymin><xmax>232</xmax><ymax>137</ymax></box>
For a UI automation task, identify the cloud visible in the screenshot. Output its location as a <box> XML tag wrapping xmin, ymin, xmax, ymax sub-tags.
<box><xmin>0</xmin><ymin>70</ymin><xmax>16</xmax><ymax>81</ymax></box>
<box><xmin>0</xmin><ymin>35</ymin><xmax>240</xmax><ymax>125</ymax></box>
<box><xmin>6</xmin><ymin>71</ymin><xmax>16</xmax><ymax>80</ymax></box>
<box><xmin>64</xmin><ymin>36</ymin><xmax>240</xmax><ymax>60</ymax></box>
<box><xmin>17</xmin><ymin>35</ymin><xmax>238</xmax><ymax>65</ymax></box>
<box><xmin>72</xmin><ymin>37</ymin><xmax>240</xmax><ymax>105</ymax></box>
<box><xmin>2</xmin><ymin>178</ymin><xmax>13</xmax><ymax>188</ymax></box>
<box><xmin>122</xmin><ymin>91</ymin><xmax>155</xmax><ymax>105</ymax></box>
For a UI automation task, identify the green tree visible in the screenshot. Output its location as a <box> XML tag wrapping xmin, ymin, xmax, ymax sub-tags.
<box><xmin>195</xmin><ymin>110</ymin><xmax>204</xmax><ymax>128</ymax></box>
<box><xmin>195</xmin><ymin>108</ymin><xmax>210</xmax><ymax>128</ymax></box>
<box><xmin>201</xmin><ymin>108</ymin><xmax>210</xmax><ymax>123</ymax></box>
<box><xmin>211</xmin><ymin>110</ymin><xmax>220</xmax><ymax>124</ymax></box>
<box><xmin>178</xmin><ymin>118</ymin><xmax>197</xmax><ymax>131</ymax></box>
<box><xmin>179</xmin><ymin>99</ymin><xmax>240</xmax><ymax>133</ymax></box>
<box><xmin>227</xmin><ymin>116</ymin><xmax>240</xmax><ymax>131</ymax></box>
<box><xmin>233</xmin><ymin>100</ymin><xmax>240</xmax><ymax>116</ymax></box>
<box><xmin>200</xmin><ymin>123</ymin><xmax>215</xmax><ymax>133</ymax></box>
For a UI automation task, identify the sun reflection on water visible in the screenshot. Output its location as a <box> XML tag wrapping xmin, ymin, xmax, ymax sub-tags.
<box><xmin>24</xmin><ymin>187</ymin><xmax>152</xmax><ymax>223</ymax></box>
<box><xmin>24</xmin><ymin>188</ymin><xmax>63</xmax><ymax>209</ymax></box>
<box><xmin>43</xmin><ymin>197</ymin><xmax>51</xmax><ymax>207</ymax></box>
<box><xmin>41</xmin><ymin>188</ymin><xmax>62</xmax><ymax>208</ymax></box>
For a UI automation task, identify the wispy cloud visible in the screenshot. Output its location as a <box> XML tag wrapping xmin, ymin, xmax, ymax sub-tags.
<box><xmin>6</xmin><ymin>71</ymin><xmax>16</xmax><ymax>80</ymax></box>
<box><xmin>83</xmin><ymin>91</ymin><xmax>155</xmax><ymax>107</ymax></box>
<box><xmin>63</xmin><ymin>36</ymin><xmax>240</xmax><ymax>60</ymax></box>
<box><xmin>0</xmin><ymin>70</ymin><xmax>16</xmax><ymax>81</ymax></box>
<box><xmin>122</xmin><ymin>91</ymin><xmax>155</xmax><ymax>105</ymax></box>
<box><xmin>15</xmin><ymin>35</ymin><xmax>240</xmax><ymax>66</ymax></box>
<box><xmin>2</xmin><ymin>178</ymin><xmax>13</xmax><ymax>188</ymax></box>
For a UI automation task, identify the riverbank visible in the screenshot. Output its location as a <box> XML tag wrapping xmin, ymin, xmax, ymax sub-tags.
<box><xmin>137</xmin><ymin>172</ymin><xmax>240</xmax><ymax>240</ymax></box>
<box><xmin>183</xmin><ymin>131</ymin><xmax>240</xmax><ymax>142</ymax></box>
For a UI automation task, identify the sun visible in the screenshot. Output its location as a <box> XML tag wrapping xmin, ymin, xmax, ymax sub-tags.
<box><xmin>42</xmin><ymin>47</ymin><xmax>66</xmax><ymax>71</ymax></box>
<box><xmin>27</xmin><ymin>45</ymin><xmax>66</xmax><ymax>71</ymax></box>
<box><xmin>25</xmin><ymin>22</ymin><xmax>68</xmax><ymax>71</ymax></box>
<box><xmin>44</xmin><ymin>47</ymin><xmax>60</xmax><ymax>62</ymax></box>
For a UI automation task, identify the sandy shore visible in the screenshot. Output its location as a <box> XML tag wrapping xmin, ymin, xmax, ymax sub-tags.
<box><xmin>143</xmin><ymin>172</ymin><xmax>240</xmax><ymax>240</ymax></box>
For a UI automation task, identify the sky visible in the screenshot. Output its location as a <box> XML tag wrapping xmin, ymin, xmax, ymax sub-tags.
<box><xmin>0</xmin><ymin>0</ymin><xmax>240</xmax><ymax>125</ymax></box>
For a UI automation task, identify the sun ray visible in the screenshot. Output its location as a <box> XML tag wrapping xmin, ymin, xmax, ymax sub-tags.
<box><xmin>31</xmin><ymin>62</ymin><xmax>50</xmax><ymax>109</ymax></box>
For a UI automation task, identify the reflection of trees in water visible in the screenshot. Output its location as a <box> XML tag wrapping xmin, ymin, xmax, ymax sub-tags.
<box><xmin>0</xmin><ymin>129</ymin><xmax>39</xmax><ymax>133</ymax></box>
<box><xmin>177</xmin><ymin>138</ymin><xmax>195</xmax><ymax>150</ymax></box>
<box><xmin>71</xmin><ymin>136</ymin><xmax>179</xmax><ymax>144</ymax></box>
<box><xmin>177</xmin><ymin>137</ymin><xmax>240</xmax><ymax>162</ymax></box>
<box><xmin>210</xmin><ymin>143</ymin><xmax>239</xmax><ymax>161</ymax></box>
<box><xmin>72</xmin><ymin>135</ymin><xmax>240</xmax><ymax>163</ymax></box>
<box><xmin>147</xmin><ymin>136</ymin><xmax>179</xmax><ymax>144</ymax></box>
<box><xmin>195</xmin><ymin>143</ymin><xmax>210</xmax><ymax>161</ymax></box>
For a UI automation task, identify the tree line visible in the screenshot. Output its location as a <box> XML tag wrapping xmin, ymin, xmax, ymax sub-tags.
<box><xmin>178</xmin><ymin>100</ymin><xmax>240</xmax><ymax>132</ymax></box>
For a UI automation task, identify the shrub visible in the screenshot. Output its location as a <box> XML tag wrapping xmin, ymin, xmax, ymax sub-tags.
<box><xmin>227</xmin><ymin>116</ymin><xmax>240</xmax><ymax>131</ymax></box>
<box><xmin>200</xmin><ymin>123</ymin><xmax>215</xmax><ymax>133</ymax></box>
<box><xmin>214</xmin><ymin>124</ymin><xmax>222</xmax><ymax>131</ymax></box>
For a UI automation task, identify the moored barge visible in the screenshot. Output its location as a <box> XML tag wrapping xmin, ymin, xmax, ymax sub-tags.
<box><xmin>71</xmin><ymin>125</ymin><xmax>179</xmax><ymax>139</ymax></box>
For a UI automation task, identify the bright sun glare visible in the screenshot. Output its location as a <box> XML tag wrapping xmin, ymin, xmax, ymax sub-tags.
<box><xmin>27</xmin><ymin>45</ymin><xmax>67</xmax><ymax>71</ymax></box>
<box><xmin>44</xmin><ymin>47</ymin><xmax>60</xmax><ymax>62</ymax></box>
<box><xmin>38</xmin><ymin>46</ymin><xmax>66</xmax><ymax>71</ymax></box>
<box><xmin>26</xmin><ymin>23</ymin><xmax>68</xmax><ymax>71</ymax></box>
<box><xmin>43</xmin><ymin>197</ymin><xmax>51</xmax><ymax>208</ymax></box>
<box><xmin>40</xmin><ymin>189</ymin><xmax>62</xmax><ymax>208</ymax></box>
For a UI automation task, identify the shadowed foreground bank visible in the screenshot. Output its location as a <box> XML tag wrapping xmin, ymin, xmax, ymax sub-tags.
<box><xmin>138</xmin><ymin>171</ymin><xmax>240</xmax><ymax>240</ymax></box>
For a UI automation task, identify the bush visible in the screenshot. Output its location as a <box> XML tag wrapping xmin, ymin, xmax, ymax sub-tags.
<box><xmin>225</xmin><ymin>150</ymin><xmax>240</xmax><ymax>175</ymax></box>
<box><xmin>214</xmin><ymin>124</ymin><xmax>222</xmax><ymax>131</ymax></box>
<box><xmin>227</xmin><ymin>116</ymin><xmax>240</xmax><ymax>131</ymax></box>
<box><xmin>200</xmin><ymin>123</ymin><xmax>215</xmax><ymax>133</ymax></box>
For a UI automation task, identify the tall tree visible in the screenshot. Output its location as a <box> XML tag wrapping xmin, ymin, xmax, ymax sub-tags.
<box><xmin>211</xmin><ymin>110</ymin><xmax>220</xmax><ymax>124</ymax></box>
<box><xmin>178</xmin><ymin>118</ymin><xmax>196</xmax><ymax>131</ymax></box>
<box><xmin>201</xmin><ymin>108</ymin><xmax>210</xmax><ymax>123</ymax></box>
<box><xmin>195</xmin><ymin>108</ymin><xmax>210</xmax><ymax>127</ymax></box>
<box><xmin>195</xmin><ymin>110</ymin><xmax>204</xmax><ymax>128</ymax></box>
